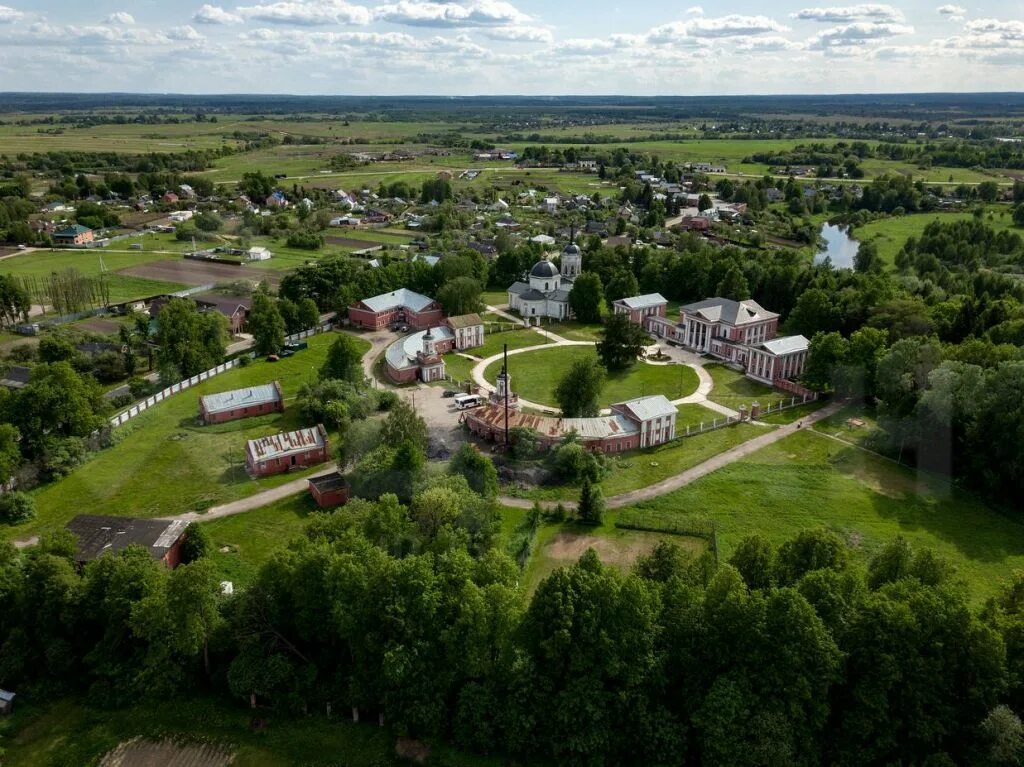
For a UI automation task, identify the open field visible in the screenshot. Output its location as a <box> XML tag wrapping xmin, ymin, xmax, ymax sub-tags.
<box><xmin>522</xmin><ymin>522</ymin><xmax>707</xmax><ymax>594</ymax></box>
<box><xmin>1</xmin><ymin>332</ymin><xmax>369</xmax><ymax>542</ymax></box>
<box><xmin>853</xmin><ymin>206</ymin><xmax>1022</xmax><ymax>265</ymax></box>
<box><xmin>118</xmin><ymin>258</ymin><xmax>281</xmax><ymax>288</ymax></box>
<box><xmin>624</xmin><ymin>429</ymin><xmax>1024</xmax><ymax>604</ymax></box>
<box><xmin>484</xmin><ymin>346</ymin><xmax>700</xmax><ymax>408</ymax></box>
<box><xmin>0</xmin><ymin>695</ymin><xmax>500</xmax><ymax>767</ymax></box>
<box><xmin>203</xmin><ymin>493</ymin><xmax>317</xmax><ymax>587</ymax></box>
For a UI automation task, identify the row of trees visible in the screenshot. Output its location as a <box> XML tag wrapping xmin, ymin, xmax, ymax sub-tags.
<box><xmin>4</xmin><ymin>509</ymin><xmax>1024</xmax><ymax>766</ymax></box>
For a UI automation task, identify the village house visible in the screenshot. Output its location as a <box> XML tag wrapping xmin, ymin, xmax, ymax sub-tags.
<box><xmin>612</xmin><ymin>293</ymin><xmax>668</xmax><ymax>330</ymax></box>
<box><xmin>65</xmin><ymin>515</ymin><xmax>190</xmax><ymax>568</ymax></box>
<box><xmin>162</xmin><ymin>191</ymin><xmax>179</xmax><ymax>204</ymax></box>
<box><xmin>307</xmin><ymin>471</ymin><xmax>350</xmax><ymax>508</ymax></box>
<box><xmin>348</xmin><ymin>288</ymin><xmax>444</xmax><ymax>331</ymax></box>
<box><xmin>246</xmin><ymin>425</ymin><xmax>330</xmax><ymax>478</ymax></box>
<box><xmin>195</xmin><ymin>294</ymin><xmax>251</xmax><ymax>335</ymax></box>
<box><xmin>199</xmin><ymin>382</ymin><xmax>284</xmax><ymax>424</ymax></box>
<box><xmin>52</xmin><ymin>224</ymin><xmax>94</xmax><ymax>246</ymax></box>
<box><xmin>507</xmin><ymin>243</ymin><xmax>581</xmax><ymax>322</ymax></box>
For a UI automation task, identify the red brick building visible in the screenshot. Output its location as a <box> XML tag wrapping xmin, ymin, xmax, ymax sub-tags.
<box><xmin>383</xmin><ymin>313</ymin><xmax>485</xmax><ymax>383</ymax></box>
<box><xmin>349</xmin><ymin>288</ymin><xmax>443</xmax><ymax>331</ymax></box>
<box><xmin>612</xmin><ymin>293</ymin><xmax>668</xmax><ymax>331</ymax></box>
<box><xmin>308</xmin><ymin>472</ymin><xmax>350</xmax><ymax>508</ymax></box>
<box><xmin>52</xmin><ymin>224</ymin><xmax>94</xmax><ymax>246</ymax></box>
<box><xmin>66</xmin><ymin>515</ymin><xmax>189</xmax><ymax>569</ymax></box>
<box><xmin>199</xmin><ymin>381</ymin><xmax>283</xmax><ymax>424</ymax></box>
<box><xmin>246</xmin><ymin>424</ymin><xmax>330</xmax><ymax>478</ymax></box>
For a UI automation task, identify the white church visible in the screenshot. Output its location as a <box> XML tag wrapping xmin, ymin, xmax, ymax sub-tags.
<box><xmin>507</xmin><ymin>242</ymin><xmax>582</xmax><ymax>321</ymax></box>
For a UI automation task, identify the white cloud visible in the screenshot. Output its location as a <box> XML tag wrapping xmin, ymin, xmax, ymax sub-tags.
<box><xmin>811</xmin><ymin>20</ymin><xmax>917</xmax><ymax>47</ymax></box>
<box><xmin>0</xmin><ymin>4</ymin><xmax>23</xmax><ymax>23</ymax></box>
<box><xmin>937</xmin><ymin>4</ymin><xmax>966</xmax><ymax>14</ymax></box>
<box><xmin>375</xmin><ymin>0</ymin><xmax>530</xmax><ymax>28</ymax></box>
<box><xmin>193</xmin><ymin>5</ymin><xmax>244</xmax><ymax>24</ymax></box>
<box><xmin>236</xmin><ymin>0</ymin><xmax>373</xmax><ymax>26</ymax></box>
<box><xmin>649</xmin><ymin>14</ymin><xmax>789</xmax><ymax>42</ymax></box>
<box><xmin>965</xmin><ymin>18</ymin><xmax>1024</xmax><ymax>42</ymax></box>
<box><xmin>104</xmin><ymin>11</ymin><xmax>135</xmax><ymax>25</ymax></box>
<box><xmin>686</xmin><ymin>5</ymin><xmax>704</xmax><ymax>15</ymax></box>
<box><xmin>793</xmin><ymin>4</ymin><xmax>905</xmax><ymax>23</ymax></box>
<box><xmin>167</xmin><ymin>25</ymin><xmax>204</xmax><ymax>41</ymax></box>
<box><xmin>735</xmin><ymin>35</ymin><xmax>806</xmax><ymax>51</ymax></box>
<box><xmin>483</xmin><ymin>26</ymin><xmax>552</xmax><ymax>43</ymax></box>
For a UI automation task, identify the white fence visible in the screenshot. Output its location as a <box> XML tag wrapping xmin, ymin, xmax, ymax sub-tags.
<box><xmin>108</xmin><ymin>359</ymin><xmax>241</xmax><ymax>427</ymax></box>
<box><xmin>107</xmin><ymin>321</ymin><xmax>335</xmax><ymax>428</ymax></box>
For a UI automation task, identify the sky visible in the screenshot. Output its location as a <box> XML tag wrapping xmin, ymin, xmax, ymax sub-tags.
<box><xmin>0</xmin><ymin>1</ymin><xmax>1022</xmax><ymax>95</ymax></box>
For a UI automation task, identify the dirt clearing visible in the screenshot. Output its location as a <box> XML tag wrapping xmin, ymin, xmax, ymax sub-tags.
<box><xmin>99</xmin><ymin>737</ymin><xmax>233</xmax><ymax>767</ymax></box>
<box><xmin>324</xmin><ymin>235</ymin><xmax>384</xmax><ymax>249</ymax></box>
<box><xmin>118</xmin><ymin>259</ymin><xmax>280</xmax><ymax>288</ymax></box>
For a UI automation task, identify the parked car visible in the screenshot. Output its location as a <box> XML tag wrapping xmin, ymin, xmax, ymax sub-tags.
<box><xmin>266</xmin><ymin>354</ymin><xmax>280</xmax><ymax>362</ymax></box>
<box><xmin>279</xmin><ymin>348</ymin><xmax>295</xmax><ymax>358</ymax></box>
<box><xmin>442</xmin><ymin>389</ymin><xmax>457</xmax><ymax>398</ymax></box>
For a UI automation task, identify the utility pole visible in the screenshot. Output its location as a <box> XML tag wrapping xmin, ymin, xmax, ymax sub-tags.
<box><xmin>503</xmin><ymin>343</ymin><xmax>509</xmax><ymax>448</ymax></box>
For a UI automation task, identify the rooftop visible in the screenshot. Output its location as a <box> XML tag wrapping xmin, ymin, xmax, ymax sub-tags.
<box><xmin>54</xmin><ymin>224</ymin><xmax>91</xmax><ymax>236</ymax></box>
<box><xmin>447</xmin><ymin>313</ymin><xmax>483</xmax><ymax>329</ymax></box>
<box><xmin>308</xmin><ymin>471</ymin><xmax>349</xmax><ymax>493</ymax></box>
<box><xmin>360</xmin><ymin>288</ymin><xmax>436</xmax><ymax>314</ymax></box>
<box><xmin>66</xmin><ymin>514</ymin><xmax>188</xmax><ymax>563</ymax></box>
<box><xmin>680</xmin><ymin>297</ymin><xmax>778</xmax><ymax>326</ymax></box>
<box><xmin>616</xmin><ymin>293</ymin><xmax>667</xmax><ymax>311</ymax></box>
<box><xmin>759</xmin><ymin>335</ymin><xmax>810</xmax><ymax>356</ymax></box>
<box><xmin>614</xmin><ymin>394</ymin><xmax>677</xmax><ymax>422</ymax></box>
<box><xmin>385</xmin><ymin>326</ymin><xmax>455</xmax><ymax>370</ymax></box>
<box><xmin>468</xmin><ymin>404</ymin><xmax>638</xmax><ymax>441</ymax></box>
<box><xmin>200</xmin><ymin>382</ymin><xmax>282</xmax><ymax>416</ymax></box>
<box><xmin>247</xmin><ymin>426</ymin><xmax>327</xmax><ymax>463</ymax></box>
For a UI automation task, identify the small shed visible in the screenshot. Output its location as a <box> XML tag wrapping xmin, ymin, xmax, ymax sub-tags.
<box><xmin>308</xmin><ymin>472</ymin><xmax>350</xmax><ymax>508</ymax></box>
<box><xmin>0</xmin><ymin>689</ymin><xmax>15</xmax><ymax>715</ymax></box>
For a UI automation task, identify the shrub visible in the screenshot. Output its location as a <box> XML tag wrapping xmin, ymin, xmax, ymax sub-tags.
<box><xmin>180</xmin><ymin>522</ymin><xmax>211</xmax><ymax>563</ymax></box>
<box><xmin>286</xmin><ymin>230</ymin><xmax>324</xmax><ymax>250</ymax></box>
<box><xmin>0</xmin><ymin>491</ymin><xmax>35</xmax><ymax>525</ymax></box>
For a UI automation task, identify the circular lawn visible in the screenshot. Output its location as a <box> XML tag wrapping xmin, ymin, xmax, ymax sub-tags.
<box><xmin>484</xmin><ymin>345</ymin><xmax>700</xmax><ymax>410</ymax></box>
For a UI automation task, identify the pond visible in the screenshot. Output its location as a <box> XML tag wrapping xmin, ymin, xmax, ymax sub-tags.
<box><xmin>815</xmin><ymin>223</ymin><xmax>860</xmax><ymax>269</ymax></box>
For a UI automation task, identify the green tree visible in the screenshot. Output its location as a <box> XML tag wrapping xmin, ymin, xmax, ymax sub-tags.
<box><xmin>179</xmin><ymin>522</ymin><xmax>211</xmax><ymax>564</ymax></box>
<box><xmin>248</xmin><ymin>291</ymin><xmax>286</xmax><ymax>356</ymax></box>
<box><xmin>154</xmin><ymin>298</ymin><xmax>227</xmax><ymax>378</ymax></box>
<box><xmin>604</xmin><ymin>269</ymin><xmax>639</xmax><ymax>305</ymax></box>
<box><xmin>0</xmin><ymin>491</ymin><xmax>34</xmax><ymax>525</ymax></box>
<box><xmin>729</xmin><ymin>535</ymin><xmax>775</xmax><ymax>590</ymax></box>
<box><xmin>596</xmin><ymin>312</ymin><xmax>648</xmax><ymax>371</ymax></box>
<box><xmin>577</xmin><ymin>477</ymin><xmax>605</xmax><ymax>526</ymax></box>
<box><xmin>14</xmin><ymin>362</ymin><xmax>107</xmax><ymax>457</ymax></box>
<box><xmin>0</xmin><ymin>423</ymin><xmax>21</xmax><ymax>485</ymax></box>
<box><xmin>297</xmin><ymin>297</ymin><xmax>321</xmax><ymax>329</ymax></box>
<box><xmin>319</xmin><ymin>333</ymin><xmax>365</xmax><ymax>384</ymax></box>
<box><xmin>1013</xmin><ymin>204</ymin><xmax>1024</xmax><ymax>228</ymax></box>
<box><xmin>715</xmin><ymin>266</ymin><xmax>750</xmax><ymax>301</ymax></box>
<box><xmin>380</xmin><ymin>399</ymin><xmax>429</xmax><ymax>453</ymax></box>
<box><xmin>437</xmin><ymin>277</ymin><xmax>483</xmax><ymax>316</ymax></box>
<box><xmin>448</xmin><ymin>443</ymin><xmax>498</xmax><ymax>498</ymax></box>
<box><xmin>698</xmin><ymin>193</ymin><xmax>713</xmax><ymax>212</ymax></box>
<box><xmin>554</xmin><ymin>356</ymin><xmax>605</xmax><ymax>417</ymax></box>
<box><xmin>568</xmin><ymin>272</ymin><xmax>605</xmax><ymax>323</ymax></box>
<box><xmin>805</xmin><ymin>331</ymin><xmax>850</xmax><ymax>391</ymax></box>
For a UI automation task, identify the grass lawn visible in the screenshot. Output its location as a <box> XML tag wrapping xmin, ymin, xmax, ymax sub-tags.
<box><xmin>442</xmin><ymin>352</ymin><xmax>476</xmax><ymax>384</ymax></box>
<box><xmin>625</xmin><ymin>429</ymin><xmax>1024</xmax><ymax>604</ymax></box>
<box><xmin>202</xmin><ymin>494</ymin><xmax>318</xmax><ymax>587</ymax></box>
<box><xmin>2</xmin><ymin>333</ymin><xmax>371</xmax><ymax>542</ymax></box>
<box><xmin>521</xmin><ymin>519</ymin><xmax>707</xmax><ymax>594</ymax></box>
<box><xmin>486</xmin><ymin>347</ymin><xmax>700</xmax><ymax>409</ymax></box>
<box><xmin>676</xmin><ymin>403</ymin><xmax>726</xmax><ymax>427</ymax></box>
<box><xmin>704</xmin><ymin>363</ymin><xmax>776</xmax><ymax>408</ymax></box>
<box><xmin>543</xmin><ymin>319</ymin><xmax>604</xmax><ymax>342</ymax></box>
<box><xmin>511</xmin><ymin>423</ymin><xmax>762</xmax><ymax>502</ymax></box>
<box><xmin>480</xmin><ymin>290</ymin><xmax>509</xmax><ymax>306</ymax></box>
<box><xmin>853</xmin><ymin>207</ymin><xmax>1021</xmax><ymax>266</ymax></box>
<box><xmin>0</xmin><ymin>695</ymin><xmax>502</xmax><ymax>767</ymax></box>
<box><xmin>474</xmin><ymin>327</ymin><xmax>550</xmax><ymax>358</ymax></box>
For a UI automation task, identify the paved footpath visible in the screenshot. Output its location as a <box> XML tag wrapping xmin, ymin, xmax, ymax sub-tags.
<box><xmin>498</xmin><ymin>399</ymin><xmax>846</xmax><ymax>510</ymax></box>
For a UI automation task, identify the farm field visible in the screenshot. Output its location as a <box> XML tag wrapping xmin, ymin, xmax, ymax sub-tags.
<box><xmin>853</xmin><ymin>206</ymin><xmax>1022</xmax><ymax>265</ymax></box>
<box><xmin>1</xmin><ymin>332</ymin><xmax>370</xmax><ymax>542</ymax></box>
<box><xmin>483</xmin><ymin>346</ymin><xmax>700</xmax><ymax>408</ymax></box>
<box><xmin>625</xmin><ymin>429</ymin><xmax>1024</xmax><ymax>604</ymax></box>
<box><xmin>0</xmin><ymin>696</ymin><xmax>501</xmax><ymax>767</ymax></box>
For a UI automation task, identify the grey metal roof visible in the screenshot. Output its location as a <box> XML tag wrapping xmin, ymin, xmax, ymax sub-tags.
<box><xmin>530</xmin><ymin>260</ymin><xmax>560</xmax><ymax>279</ymax></box>
<box><xmin>385</xmin><ymin>327</ymin><xmax>455</xmax><ymax>370</ymax></box>
<box><xmin>548</xmin><ymin>289</ymin><xmax>572</xmax><ymax>302</ymax></box>
<box><xmin>361</xmin><ymin>288</ymin><xmax>435</xmax><ymax>314</ymax></box>
<box><xmin>201</xmin><ymin>383</ymin><xmax>281</xmax><ymax>415</ymax></box>
<box><xmin>614</xmin><ymin>394</ymin><xmax>677</xmax><ymax>422</ymax></box>
<box><xmin>681</xmin><ymin>297</ymin><xmax>778</xmax><ymax>326</ymax></box>
<box><xmin>617</xmin><ymin>293</ymin><xmax>667</xmax><ymax>310</ymax></box>
<box><xmin>0</xmin><ymin>690</ymin><xmax>15</xmax><ymax>703</ymax></box>
<box><xmin>508</xmin><ymin>281</ymin><xmax>530</xmax><ymax>295</ymax></box>
<box><xmin>519</xmin><ymin>289</ymin><xmax>550</xmax><ymax>302</ymax></box>
<box><xmin>759</xmin><ymin>335</ymin><xmax>809</xmax><ymax>356</ymax></box>
<box><xmin>247</xmin><ymin>426</ymin><xmax>326</xmax><ymax>463</ymax></box>
<box><xmin>561</xmin><ymin>414</ymin><xmax>638</xmax><ymax>439</ymax></box>
<box><xmin>66</xmin><ymin>515</ymin><xmax>189</xmax><ymax>563</ymax></box>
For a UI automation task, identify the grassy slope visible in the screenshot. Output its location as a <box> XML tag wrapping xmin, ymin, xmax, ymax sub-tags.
<box><xmin>484</xmin><ymin>346</ymin><xmax>700</xmax><ymax>408</ymax></box>
<box><xmin>626</xmin><ymin>429</ymin><xmax>1024</xmax><ymax>604</ymax></box>
<box><xmin>2</xmin><ymin>333</ymin><xmax>371</xmax><ymax>542</ymax></box>
<box><xmin>0</xmin><ymin>696</ymin><xmax>503</xmax><ymax>767</ymax></box>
